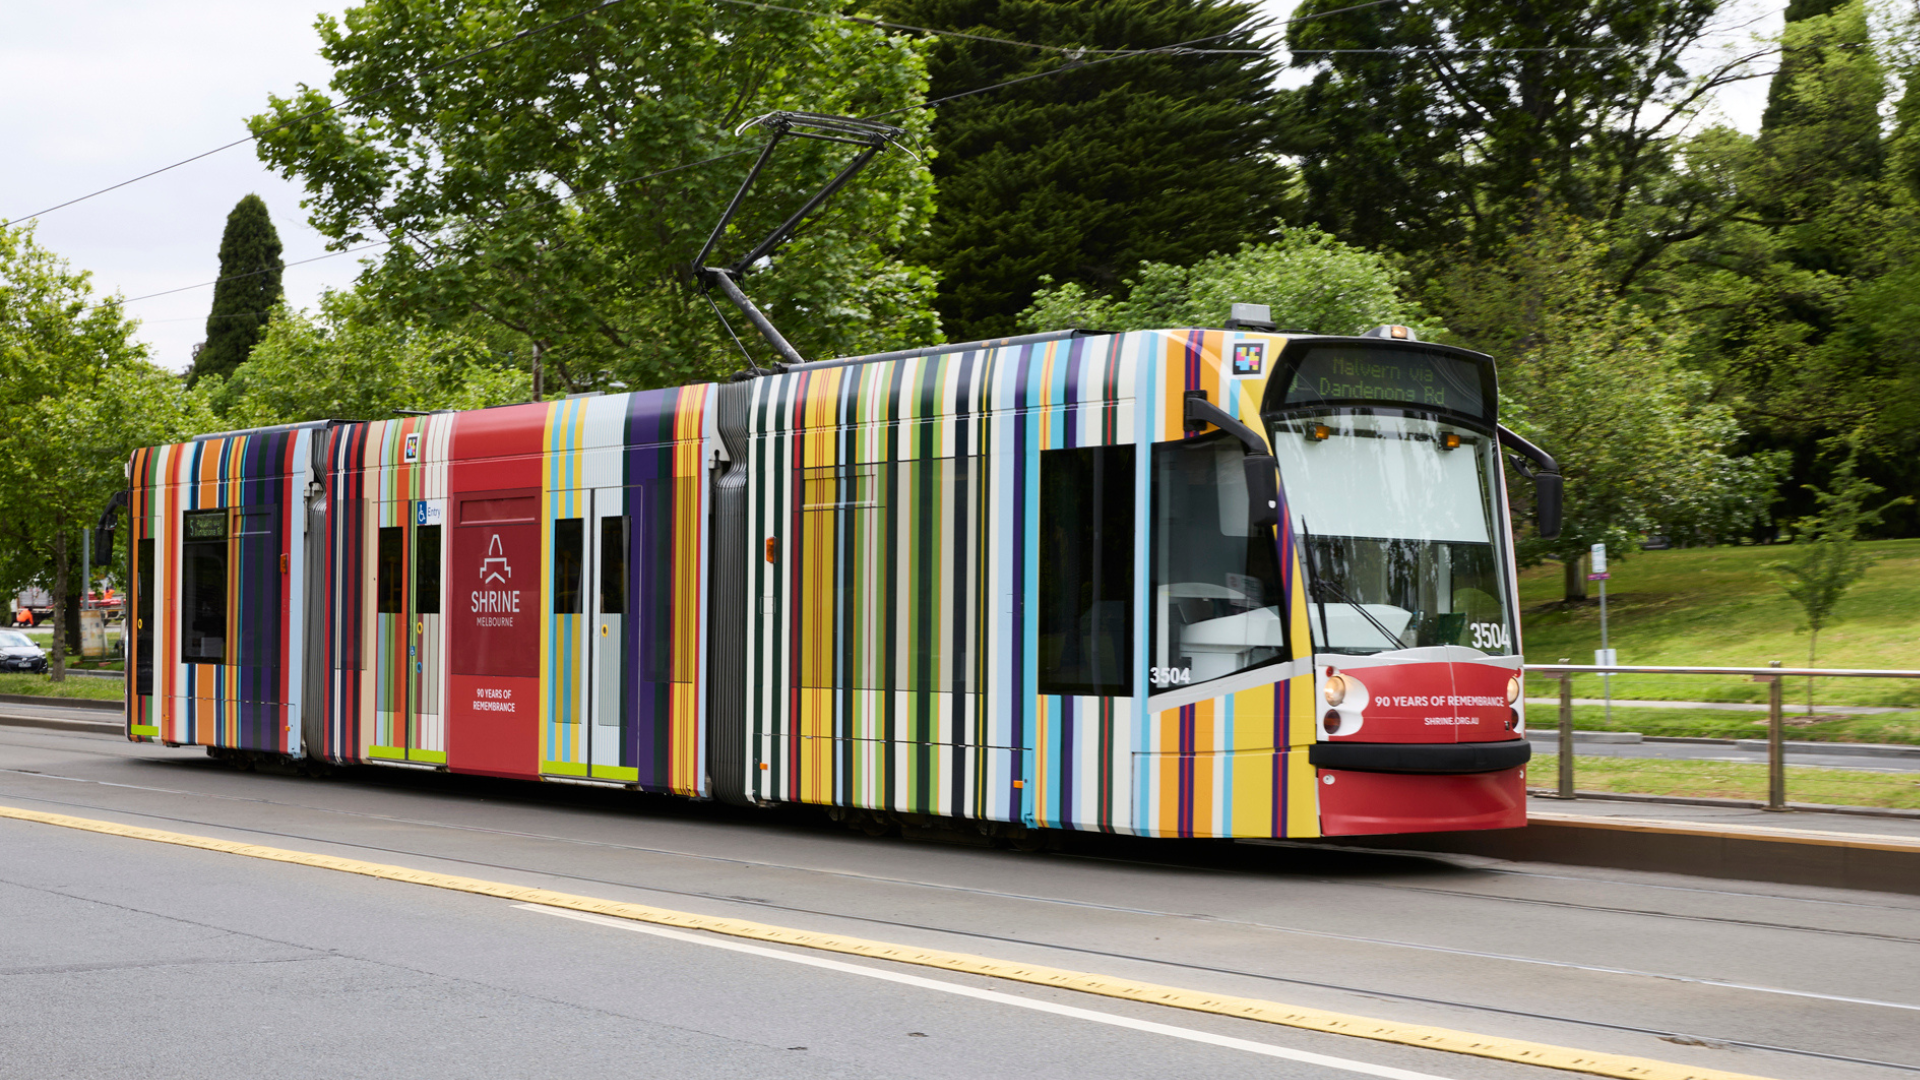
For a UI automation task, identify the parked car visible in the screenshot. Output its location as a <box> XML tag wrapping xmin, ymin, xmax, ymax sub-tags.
<box><xmin>0</xmin><ymin>629</ymin><xmax>48</xmax><ymax>673</ymax></box>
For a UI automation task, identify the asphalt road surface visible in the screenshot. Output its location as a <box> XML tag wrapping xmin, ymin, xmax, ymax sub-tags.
<box><xmin>3</xmin><ymin>724</ymin><xmax>1917</xmax><ymax>1080</ymax></box>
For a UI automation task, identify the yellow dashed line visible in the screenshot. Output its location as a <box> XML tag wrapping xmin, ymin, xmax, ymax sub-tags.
<box><xmin>0</xmin><ymin>801</ymin><xmax>1778</xmax><ymax>1080</ymax></box>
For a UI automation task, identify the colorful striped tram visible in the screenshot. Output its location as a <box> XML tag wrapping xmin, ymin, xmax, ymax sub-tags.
<box><xmin>118</xmin><ymin>325</ymin><xmax>1558</xmax><ymax>839</ymax></box>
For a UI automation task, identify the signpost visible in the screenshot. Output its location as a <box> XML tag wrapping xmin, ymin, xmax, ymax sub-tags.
<box><xmin>1589</xmin><ymin>542</ymin><xmax>1613</xmax><ymax>724</ymax></box>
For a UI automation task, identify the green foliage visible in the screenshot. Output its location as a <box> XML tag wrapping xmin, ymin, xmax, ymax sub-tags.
<box><xmin>881</xmin><ymin>0</ymin><xmax>1290</xmax><ymax>341</ymax></box>
<box><xmin>1434</xmin><ymin>217</ymin><xmax>1780</xmax><ymax>598</ymax></box>
<box><xmin>0</xmin><ymin>223</ymin><xmax>212</xmax><ymax>677</ymax></box>
<box><xmin>1018</xmin><ymin>228</ymin><xmax>1432</xmax><ymax>334</ymax></box>
<box><xmin>209</xmin><ymin>292</ymin><xmax>529</xmax><ymax>427</ymax></box>
<box><xmin>191</xmin><ymin>194</ymin><xmax>284</xmax><ymax>386</ymax></box>
<box><xmin>1281</xmin><ymin>0</ymin><xmax>1730</xmax><ymax>259</ymax></box>
<box><xmin>1771</xmin><ymin>434</ymin><xmax>1913</xmax><ymax>673</ymax></box>
<box><xmin>249</xmin><ymin>0</ymin><xmax>939</xmax><ymax>390</ymax></box>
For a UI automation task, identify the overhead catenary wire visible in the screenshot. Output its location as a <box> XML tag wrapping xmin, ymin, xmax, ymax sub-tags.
<box><xmin>69</xmin><ymin>1</ymin><xmax>1415</xmax><ymax>319</ymax></box>
<box><xmin>10</xmin><ymin>0</ymin><xmax>1386</xmax><ymax>229</ymax></box>
<box><xmin>4</xmin><ymin>0</ymin><xmax>642</xmax><ymax>225</ymax></box>
<box><xmin>100</xmin><ymin>16</ymin><xmax>1286</xmax><ymax>311</ymax></box>
<box><xmin>101</xmin><ymin>148</ymin><xmax>759</xmax><ymax>310</ymax></box>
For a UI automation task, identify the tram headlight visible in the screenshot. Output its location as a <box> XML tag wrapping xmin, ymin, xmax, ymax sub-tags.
<box><xmin>1323</xmin><ymin>674</ymin><xmax>1348</xmax><ymax>706</ymax></box>
<box><xmin>1505</xmin><ymin>675</ymin><xmax>1522</xmax><ymax>704</ymax></box>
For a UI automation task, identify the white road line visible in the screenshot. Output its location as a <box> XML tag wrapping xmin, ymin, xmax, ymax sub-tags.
<box><xmin>515</xmin><ymin>903</ymin><xmax>1459</xmax><ymax>1080</ymax></box>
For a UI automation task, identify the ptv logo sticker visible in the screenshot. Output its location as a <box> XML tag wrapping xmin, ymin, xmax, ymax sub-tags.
<box><xmin>1232</xmin><ymin>342</ymin><xmax>1265</xmax><ymax>376</ymax></box>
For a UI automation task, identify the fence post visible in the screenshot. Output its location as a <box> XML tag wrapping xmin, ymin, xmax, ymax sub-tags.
<box><xmin>1767</xmin><ymin>660</ymin><xmax>1785</xmax><ymax>811</ymax></box>
<box><xmin>1558</xmin><ymin>670</ymin><xmax>1575</xmax><ymax>799</ymax></box>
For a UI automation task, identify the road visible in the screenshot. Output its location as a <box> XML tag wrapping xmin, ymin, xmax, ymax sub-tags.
<box><xmin>3</xmin><ymin>724</ymin><xmax>1918</xmax><ymax>1080</ymax></box>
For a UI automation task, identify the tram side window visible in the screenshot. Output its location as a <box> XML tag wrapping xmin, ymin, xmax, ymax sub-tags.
<box><xmin>376</xmin><ymin>527</ymin><xmax>405</xmax><ymax>614</ymax></box>
<box><xmin>553</xmin><ymin>518</ymin><xmax>584</xmax><ymax>614</ymax></box>
<box><xmin>1038</xmin><ymin>445</ymin><xmax>1135</xmax><ymax>697</ymax></box>
<box><xmin>180</xmin><ymin>510</ymin><xmax>228</xmax><ymax>665</ymax></box>
<box><xmin>415</xmin><ymin>525</ymin><xmax>441</xmax><ymax>614</ymax></box>
<box><xmin>135</xmin><ymin>537</ymin><xmax>155</xmax><ymax>695</ymax></box>
<box><xmin>599</xmin><ymin>516</ymin><xmax>627</xmax><ymax>615</ymax></box>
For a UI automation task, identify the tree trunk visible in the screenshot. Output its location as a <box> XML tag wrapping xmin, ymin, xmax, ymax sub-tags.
<box><xmin>50</xmin><ymin>531</ymin><xmax>68</xmax><ymax>683</ymax></box>
<box><xmin>64</xmin><ymin>590</ymin><xmax>81</xmax><ymax>655</ymax></box>
<box><xmin>1562</xmin><ymin>553</ymin><xmax>1587</xmax><ymax>602</ymax></box>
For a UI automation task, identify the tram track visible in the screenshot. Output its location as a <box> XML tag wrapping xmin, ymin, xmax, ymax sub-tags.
<box><xmin>7</xmin><ymin>753</ymin><xmax>1919</xmax><ymax>943</ymax></box>
<box><xmin>2</xmin><ymin>767</ymin><xmax>1917</xmax><ymax>1075</ymax></box>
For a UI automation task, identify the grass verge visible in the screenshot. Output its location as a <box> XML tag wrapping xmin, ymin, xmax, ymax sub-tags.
<box><xmin>1531</xmin><ymin>753</ymin><xmax>1920</xmax><ymax>810</ymax></box>
<box><xmin>1527</xmin><ymin>704</ymin><xmax>1920</xmax><ymax>745</ymax></box>
<box><xmin>0</xmin><ymin>674</ymin><xmax>126</xmax><ymax>701</ymax></box>
<box><xmin>1517</xmin><ymin>537</ymin><xmax>1920</xmax><ymax>707</ymax></box>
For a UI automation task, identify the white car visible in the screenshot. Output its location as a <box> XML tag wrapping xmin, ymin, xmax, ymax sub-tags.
<box><xmin>0</xmin><ymin>629</ymin><xmax>49</xmax><ymax>673</ymax></box>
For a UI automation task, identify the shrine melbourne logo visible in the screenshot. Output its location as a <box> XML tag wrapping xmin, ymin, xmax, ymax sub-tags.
<box><xmin>471</xmin><ymin>534</ymin><xmax>520</xmax><ymax>625</ymax></box>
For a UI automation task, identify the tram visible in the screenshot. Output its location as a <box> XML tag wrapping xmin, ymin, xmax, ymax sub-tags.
<box><xmin>111</xmin><ymin>322</ymin><xmax>1561</xmax><ymax>839</ymax></box>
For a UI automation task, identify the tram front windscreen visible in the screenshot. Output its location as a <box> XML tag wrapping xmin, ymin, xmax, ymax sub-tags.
<box><xmin>1269</xmin><ymin>410</ymin><xmax>1517</xmax><ymax>657</ymax></box>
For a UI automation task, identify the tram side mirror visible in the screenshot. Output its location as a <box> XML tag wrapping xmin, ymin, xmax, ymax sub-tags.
<box><xmin>1534</xmin><ymin>470</ymin><xmax>1563</xmax><ymax>540</ymax></box>
<box><xmin>1245</xmin><ymin>454</ymin><xmax>1280</xmax><ymax>530</ymax></box>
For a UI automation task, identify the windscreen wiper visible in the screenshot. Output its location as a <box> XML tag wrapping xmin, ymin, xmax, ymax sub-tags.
<box><xmin>1297</xmin><ymin>521</ymin><xmax>1404</xmax><ymax>650</ymax></box>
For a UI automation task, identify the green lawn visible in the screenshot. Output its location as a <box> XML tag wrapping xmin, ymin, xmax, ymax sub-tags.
<box><xmin>1525</xmin><ymin>703</ymin><xmax>1920</xmax><ymax>745</ymax></box>
<box><xmin>1531</xmin><ymin>753</ymin><xmax>1920</xmax><ymax>810</ymax></box>
<box><xmin>0</xmin><ymin>673</ymin><xmax>124</xmax><ymax>701</ymax></box>
<box><xmin>1518</xmin><ymin>538</ymin><xmax>1920</xmax><ymax>707</ymax></box>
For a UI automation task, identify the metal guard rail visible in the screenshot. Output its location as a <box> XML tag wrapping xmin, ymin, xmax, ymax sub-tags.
<box><xmin>1520</xmin><ymin>663</ymin><xmax>1920</xmax><ymax>809</ymax></box>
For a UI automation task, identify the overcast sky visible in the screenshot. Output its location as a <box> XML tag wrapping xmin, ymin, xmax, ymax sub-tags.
<box><xmin>1</xmin><ymin>0</ymin><xmax>1784</xmax><ymax>375</ymax></box>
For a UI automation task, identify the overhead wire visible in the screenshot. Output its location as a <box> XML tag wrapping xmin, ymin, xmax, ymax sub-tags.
<box><xmin>75</xmin><ymin>0</ymin><xmax>1394</xmax><ymax>314</ymax></box>
<box><xmin>102</xmin><ymin>148</ymin><xmax>758</xmax><ymax>310</ymax></box>
<box><xmin>4</xmin><ymin>0</ymin><xmax>641</xmax><ymax>225</ymax></box>
<box><xmin>14</xmin><ymin>0</ymin><xmax>1389</xmax><ymax>229</ymax></box>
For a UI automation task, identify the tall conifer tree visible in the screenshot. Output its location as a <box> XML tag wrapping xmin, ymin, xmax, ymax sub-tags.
<box><xmin>880</xmin><ymin>0</ymin><xmax>1288</xmax><ymax>341</ymax></box>
<box><xmin>191</xmin><ymin>194</ymin><xmax>284</xmax><ymax>385</ymax></box>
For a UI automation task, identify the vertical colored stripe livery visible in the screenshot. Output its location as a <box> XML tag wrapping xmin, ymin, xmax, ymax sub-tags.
<box><xmin>125</xmin><ymin>330</ymin><xmax>1323</xmax><ymax>838</ymax></box>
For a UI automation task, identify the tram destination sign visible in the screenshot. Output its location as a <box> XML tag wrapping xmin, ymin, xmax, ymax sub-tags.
<box><xmin>1275</xmin><ymin>344</ymin><xmax>1493</xmax><ymax>421</ymax></box>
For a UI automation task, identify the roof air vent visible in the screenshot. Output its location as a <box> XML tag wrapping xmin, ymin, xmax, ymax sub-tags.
<box><xmin>1225</xmin><ymin>303</ymin><xmax>1276</xmax><ymax>332</ymax></box>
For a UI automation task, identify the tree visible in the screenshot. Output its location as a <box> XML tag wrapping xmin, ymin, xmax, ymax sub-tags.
<box><xmin>1433</xmin><ymin>216</ymin><xmax>1780</xmax><ymax>601</ymax></box>
<box><xmin>879</xmin><ymin>0</ymin><xmax>1292</xmax><ymax>341</ymax></box>
<box><xmin>250</xmin><ymin>0</ymin><xmax>939</xmax><ymax>393</ymax></box>
<box><xmin>213</xmin><ymin>292</ymin><xmax>529</xmax><ymax>426</ymax></box>
<box><xmin>0</xmin><ymin>223</ymin><xmax>211</xmax><ymax>679</ymax></box>
<box><xmin>1771</xmin><ymin>433</ymin><xmax>1911</xmax><ymax>711</ymax></box>
<box><xmin>1280</xmin><ymin>0</ymin><xmax>1761</xmax><ymax>263</ymax></box>
<box><xmin>1656</xmin><ymin>3</ymin><xmax>1920</xmax><ymax>535</ymax></box>
<box><xmin>1019</xmin><ymin>227</ymin><xmax>1434</xmax><ymax>334</ymax></box>
<box><xmin>190</xmin><ymin>194</ymin><xmax>284</xmax><ymax>386</ymax></box>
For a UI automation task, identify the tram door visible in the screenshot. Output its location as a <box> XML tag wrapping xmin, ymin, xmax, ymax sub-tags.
<box><xmin>372</xmin><ymin>499</ymin><xmax>447</xmax><ymax>762</ymax></box>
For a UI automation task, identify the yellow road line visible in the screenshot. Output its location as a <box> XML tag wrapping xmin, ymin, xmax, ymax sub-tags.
<box><xmin>1527</xmin><ymin>810</ymin><xmax>1920</xmax><ymax>853</ymax></box>
<box><xmin>0</xmin><ymin>801</ymin><xmax>1777</xmax><ymax>1080</ymax></box>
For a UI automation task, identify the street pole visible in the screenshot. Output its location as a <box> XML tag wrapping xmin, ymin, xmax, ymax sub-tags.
<box><xmin>1767</xmin><ymin>659</ymin><xmax>1786</xmax><ymax>810</ymax></box>
<box><xmin>1557</xmin><ymin>669</ymin><xmax>1574</xmax><ymax>799</ymax></box>
<box><xmin>1590</xmin><ymin>542</ymin><xmax>1612</xmax><ymax>725</ymax></box>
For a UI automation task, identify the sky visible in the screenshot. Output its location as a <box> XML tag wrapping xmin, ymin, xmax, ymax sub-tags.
<box><xmin>1</xmin><ymin>0</ymin><xmax>1786</xmax><ymax>376</ymax></box>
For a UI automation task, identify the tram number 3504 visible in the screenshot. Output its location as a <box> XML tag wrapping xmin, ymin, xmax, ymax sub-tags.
<box><xmin>1150</xmin><ymin>666</ymin><xmax>1194</xmax><ymax>688</ymax></box>
<box><xmin>1469</xmin><ymin>622</ymin><xmax>1512</xmax><ymax>651</ymax></box>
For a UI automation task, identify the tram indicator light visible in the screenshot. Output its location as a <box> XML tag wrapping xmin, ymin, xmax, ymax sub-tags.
<box><xmin>1323</xmin><ymin>674</ymin><xmax>1349</xmax><ymax>706</ymax></box>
